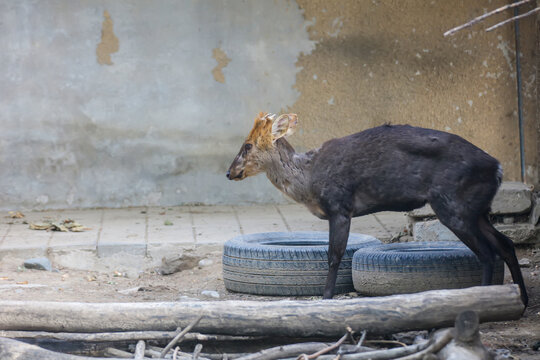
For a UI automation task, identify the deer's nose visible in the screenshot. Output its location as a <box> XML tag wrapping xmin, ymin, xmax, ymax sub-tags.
<box><xmin>226</xmin><ymin>170</ymin><xmax>231</xmax><ymax>179</ymax></box>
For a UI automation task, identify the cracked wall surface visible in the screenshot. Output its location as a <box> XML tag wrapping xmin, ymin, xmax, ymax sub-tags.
<box><xmin>0</xmin><ymin>0</ymin><xmax>538</xmax><ymax>210</ymax></box>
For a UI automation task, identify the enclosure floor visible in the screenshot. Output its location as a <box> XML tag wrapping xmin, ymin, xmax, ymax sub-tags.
<box><xmin>0</xmin><ymin>205</ymin><xmax>407</xmax><ymax>262</ymax></box>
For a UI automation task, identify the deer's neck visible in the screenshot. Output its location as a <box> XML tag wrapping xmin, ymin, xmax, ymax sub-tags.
<box><xmin>265</xmin><ymin>139</ymin><xmax>323</xmax><ymax>216</ymax></box>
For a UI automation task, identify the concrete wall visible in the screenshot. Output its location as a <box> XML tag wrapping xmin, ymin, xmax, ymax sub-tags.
<box><xmin>1</xmin><ymin>0</ymin><xmax>538</xmax><ymax>210</ymax></box>
<box><xmin>0</xmin><ymin>0</ymin><xmax>314</xmax><ymax>209</ymax></box>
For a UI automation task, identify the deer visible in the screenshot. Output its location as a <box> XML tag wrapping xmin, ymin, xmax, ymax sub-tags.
<box><xmin>226</xmin><ymin>112</ymin><xmax>528</xmax><ymax>307</ymax></box>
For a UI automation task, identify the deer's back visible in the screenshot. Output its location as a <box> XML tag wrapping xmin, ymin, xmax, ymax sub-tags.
<box><xmin>310</xmin><ymin>124</ymin><xmax>501</xmax><ymax>214</ymax></box>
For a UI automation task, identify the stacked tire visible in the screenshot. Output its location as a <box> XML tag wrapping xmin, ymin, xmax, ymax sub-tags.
<box><xmin>351</xmin><ymin>241</ymin><xmax>504</xmax><ymax>296</ymax></box>
<box><xmin>223</xmin><ymin>232</ymin><xmax>504</xmax><ymax>297</ymax></box>
<box><xmin>222</xmin><ymin>232</ymin><xmax>381</xmax><ymax>296</ymax></box>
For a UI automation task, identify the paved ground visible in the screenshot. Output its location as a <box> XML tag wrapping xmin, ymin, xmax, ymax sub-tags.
<box><xmin>1</xmin><ymin>205</ymin><xmax>539</xmax><ymax>359</ymax></box>
<box><xmin>0</xmin><ymin>205</ymin><xmax>409</xmax><ymax>274</ymax></box>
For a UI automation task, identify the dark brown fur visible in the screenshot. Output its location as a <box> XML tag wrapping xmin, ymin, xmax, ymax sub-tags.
<box><xmin>227</xmin><ymin>115</ymin><xmax>528</xmax><ymax>306</ymax></box>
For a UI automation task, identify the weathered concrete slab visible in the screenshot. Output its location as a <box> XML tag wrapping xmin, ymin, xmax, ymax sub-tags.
<box><xmin>0</xmin><ymin>205</ymin><xmax>408</xmax><ymax>275</ymax></box>
<box><xmin>531</xmin><ymin>193</ymin><xmax>540</xmax><ymax>226</ymax></box>
<box><xmin>495</xmin><ymin>224</ymin><xmax>540</xmax><ymax>245</ymax></box>
<box><xmin>409</xmin><ymin>182</ymin><xmax>534</xmax><ymax>218</ymax></box>
<box><xmin>412</xmin><ymin>220</ymin><xmax>459</xmax><ymax>242</ymax></box>
<box><xmin>491</xmin><ymin>182</ymin><xmax>534</xmax><ymax>215</ymax></box>
<box><xmin>413</xmin><ymin>219</ymin><xmax>539</xmax><ymax>245</ymax></box>
<box><xmin>408</xmin><ymin>204</ymin><xmax>436</xmax><ymax>219</ymax></box>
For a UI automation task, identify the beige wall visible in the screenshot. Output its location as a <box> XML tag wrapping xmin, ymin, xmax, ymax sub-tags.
<box><xmin>289</xmin><ymin>0</ymin><xmax>539</xmax><ymax>186</ymax></box>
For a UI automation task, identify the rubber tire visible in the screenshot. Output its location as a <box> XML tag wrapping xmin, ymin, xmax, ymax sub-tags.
<box><xmin>222</xmin><ymin>232</ymin><xmax>381</xmax><ymax>296</ymax></box>
<box><xmin>352</xmin><ymin>241</ymin><xmax>505</xmax><ymax>296</ymax></box>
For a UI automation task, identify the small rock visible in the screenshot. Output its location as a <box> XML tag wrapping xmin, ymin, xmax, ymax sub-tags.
<box><xmin>198</xmin><ymin>259</ymin><xmax>214</xmax><ymax>268</ymax></box>
<box><xmin>23</xmin><ymin>257</ymin><xmax>52</xmax><ymax>271</ymax></box>
<box><xmin>178</xmin><ymin>295</ymin><xmax>200</xmax><ymax>301</ymax></box>
<box><xmin>492</xmin><ymin>348</ymin><xmax>513</xmax><ymax>359</ymax></box>
<box><xmin>159</xmin><ymin>254</ymin><xmax>201</xmax><ymax>275</ymax></box>
<box><xmin>518</xmin><ymin>258</ymin><xmax>531</xmax><ymax>267</ymax></box>
<box><xmin>502</xmin><ymin>217</ymin><xmax>514</xmax><ymax>225</ymax></box>
<box><xmin>118</xmin><ymin>286</ymin><xmax>142</xmax><ymax>295</ymax></box>
<box><xmin>201</xmin><ymin>290</ymin><xmax>220</xmax><ymax>299</ymax></box>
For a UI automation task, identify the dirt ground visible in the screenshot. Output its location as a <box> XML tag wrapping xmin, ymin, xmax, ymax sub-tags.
<box><xmin>1</xmin><ymin>246</ymin><xmax>539</xmax><ymax>358</ymax></box>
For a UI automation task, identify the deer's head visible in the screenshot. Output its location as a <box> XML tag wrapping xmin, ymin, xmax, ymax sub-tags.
<box><xmin>226</xmin><ymin>112</ymin><xmax>297</xmax><ymax>181</ymax></box>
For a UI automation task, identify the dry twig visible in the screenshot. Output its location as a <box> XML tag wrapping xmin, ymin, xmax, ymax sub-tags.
<box><xmin>394</xmin><ymin>329</ymin><xmax>453</xmax><ymax>360</ymax></box>
<box><xmin>340</xmin><ymin>330</ymin><xmax>367</xmax><ymax>355</ymax></box>
<box><xmin>364</xmin><ymin>339</ymin><xmax>407</xmax><ymax>348</ymax></box>
<box><xmin>486</xmin><ymin>6</ymin><xmax>540</xmax><ymax>32</ymax></box>
<box><xmin>161</xmin><ymin>316</ymin><xmax>203</xmax><ymax>358</ymax></box>
<box><xmin>0</xmin><ymin>330</ymin><xmax>262</xmax><ymax>343</ymax></box>
<box><xmin>235</xmin><ymin>343</ymin><xmax>331</xmax><ymax>360</ymax></box>
<box><xmin>283</xmin><ymin>340</ymin><xmax>430</xmax><ymax>360</ymax></box>
<box><xmin>193</xmin><ymin>344</ymin><xmax>203</xmax><ymax>360</ymax></box>
<box><xmin>444</xmin><ymin>0</ymin><xmax>531</xmax><ymax>36</ymax></box>
<box><xmin>134</xmin><ymin>340</ymin><xmax>146</xmax><ymax>360</ymax></box>
<box><xmin>104</xmin><ymin>347</ymin><xmax>133</xmax><ymax>358</ymax></box>
<box><xmin>298</xmin><ymin>333</ymin><xmax>348</xmax><ymax>360</ymax></box>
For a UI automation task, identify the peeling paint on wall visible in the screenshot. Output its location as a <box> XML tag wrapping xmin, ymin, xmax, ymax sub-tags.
<box><xmin>212</xmin><ymin>48</ymin><xmax>231</xmax><ymax>83</ymax></box>
<box><xmin>96</xmin><ymin>10</ymin><xmax>119</xmax><ymax>65</ymax></box>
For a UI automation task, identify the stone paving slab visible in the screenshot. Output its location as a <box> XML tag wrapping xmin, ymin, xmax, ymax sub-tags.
<box><xmin>0</xmin><ymin>205</ymin><xmax>407</xmax><ymax>271</ymax></box>
<box><xmin>146</xmin><ymin>207</ymin><xmax>193</xmax><ymax>244</ymax></box>
<box><xmin>234</xmin><ymin>205</ymin><xmax>288</xmax><ymax>234</ymax></box>
<box><xmin>409</xmin><ymin>182</ymin><xmax>535</xmax><ymax>218</ymax></box>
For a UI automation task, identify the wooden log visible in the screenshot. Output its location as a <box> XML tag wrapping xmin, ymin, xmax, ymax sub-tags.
<box><xmin>0</xmin><ymin>337</ymin><xmax>129</xmax><ymax>360</ymax></box>
<box><xmin>134</xmin><ymin>340</ymin><xmax>145</xmax><ymax>360</ymax></box>
<box><xmin>0</xmin><ymin>285</ymin><xmax>523</xmax><ymax>337</ymax></box>
<box><xmin>0</xmin><ymin>330</ymin><xmax>261</xmax><ymax>342</ymax></box>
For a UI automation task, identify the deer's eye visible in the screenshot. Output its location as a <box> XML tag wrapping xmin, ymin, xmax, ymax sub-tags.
<box><xmin>244</xmin><ymin>143</ymin><xmax>253</xmax><ymax>151</ymax></box>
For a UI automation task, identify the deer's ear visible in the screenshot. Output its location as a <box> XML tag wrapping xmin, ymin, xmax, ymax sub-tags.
<box><xmin>271</xmin><ymin>114</ymin><xmax>298</xmax><ymax>142</ymax></box>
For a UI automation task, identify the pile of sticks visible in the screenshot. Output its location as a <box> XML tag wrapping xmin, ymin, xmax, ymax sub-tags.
<box><xmin>0</xmin><ymin>285</ymin><xmax>525</xmax><ymax>360</ymax></box>
<box><xmin>0</xmin><ymin>326</ymin><xmax>455</xmax><ymax>360</ymax></box>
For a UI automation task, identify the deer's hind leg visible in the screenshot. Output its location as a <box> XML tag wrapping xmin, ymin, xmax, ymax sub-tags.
<box><xmin>428</xmin><ymin>195</ymin><xmax>498</xmax><ymax>286</ymax></box>
<box><xmin>478</xmin><ymin>215</ymin><xmax>528</xmax><ymax>306</ymax></box>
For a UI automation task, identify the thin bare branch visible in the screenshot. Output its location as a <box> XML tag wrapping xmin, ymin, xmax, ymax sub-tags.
<box><xmin>193</xmin><ymin>344</ymin><xmax>203</xmax><ymax>360</ymax></box>
<box><xmin>104</xmin><ymin>347</ymin><xmax>133</xmax><ymax>358</ymax></box>
<box><xmin>393</xmin><ymin>329</ymin><xmax>453</xmax><ymax>360</ymax></box>
<box><xmin>340</xmin><ymin>330</ymin><xmax>367</xmax><ymax>355</ymax></box>
<box><xmin>364</xmin><ymin>339</ymin><xmax>407</xmax><ymax>348</ymax></box>
<box><xmin>236</xmin><ymin>343</ymin><xmax>331</xmax><ymax>360</ymax></box>
<box><xmin>0</xmin><ymin>329</ymin><xmax>263</xmax><ymax>343</ymax></box>
<box><xmin>161</xmin><ymin>315</ymin><xmax>203</xmax><ymax>358</ymax></box>
<box><xmin>486</xmin><ymin>6</ymin><xmax>540</xmax><ymax>32</ymax></box>
<box><xmin>299</xmin><ymin>333</ymin><xmax>348</xmax><ymax>360</ymax></box>
<box><xmin>444</xmin><ymin>0</ymin><xmax>531</xmax><ymax>37</ymax></box>
<box><xmin>282</xmin><ymin>341</ymin><xmax>430</xmax><ymax>360</ymax></box>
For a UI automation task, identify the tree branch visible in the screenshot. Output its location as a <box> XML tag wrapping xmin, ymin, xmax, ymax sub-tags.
<box><xmin>444</xmin><ymin>0</ymin><xmax>531</xmax><ymax>37</ymax></box>
<box><xmin>486</xmin><ymin>6</ymin><xmax>540</xmax><ymax>32</ymax></box>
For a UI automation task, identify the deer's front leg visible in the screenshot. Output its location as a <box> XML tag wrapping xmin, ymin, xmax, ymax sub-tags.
<box><xmin>323</xmin><ymin>213</ymin><xmax>351</xmax><ymax>299</ymax></box>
